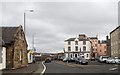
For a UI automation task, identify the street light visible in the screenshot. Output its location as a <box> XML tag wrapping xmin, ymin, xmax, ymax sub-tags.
<box><xmin>24</xmin><ymin>9</ymin><xmax>34</xmax><ymax>34</ymax></box>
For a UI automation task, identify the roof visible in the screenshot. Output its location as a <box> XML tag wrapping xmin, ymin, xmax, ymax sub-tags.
<box><xmin>110</xmin><ymin>25</ymin><xmax>120</xmax><ymax>34</ymax></box>
<box><xmin>0</xmin><ymin>37</ymin><xmax>5</xmax><ymax>46</ymax></box>
<box><xmin>98</xmin><ymin>40</ymin><xmax>107</xmax><ymax>44</ymax></box>
<box><xmin>65</xmin><ymin>38</ymin><xmax>89</xmax><ymax>41</ymax></box>
<box><xmin>89</xmin><ymin>37</ymin><xmax>98</xmax><ymax>39</ymax></box>
<box><xmin>0</xmin><ymin>27</ymin><xmax>18</xmax><ymax>45</ymax></box>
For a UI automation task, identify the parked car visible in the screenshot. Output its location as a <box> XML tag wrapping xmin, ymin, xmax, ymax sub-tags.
<box><xmin>75</xmin><ymin>57</ymin><xmax>88</xmax><ymax>65</ymax></box>
<box><xmin>58</xmin><ymin>57</ymin><xmax>63</xmax><ymax>61</ymax></box>
<box><xmin>106</xmin><ymin>57</ymin><xmax>115</xmax><ymax>64</ymax></box>
<box><xmin>114</xmin><ymin>57</ymin><xmax>120</xmax><ymax>64</ymax></box>
<box><xmin>45</xmin><ymin>57</ymin><xmax>51</xmax><ymax>63</ymax></box>
<box><xmin>99</xmin><ymin>56</ymin><xmax>109</xmax><ymax>63</ymax></box>
<box><xmin>63</xmin><ymin>57</ymin><xmax>71</xmax><ymax>62</ymax></box>
<box><xmin>70</xmin><ymin>57</ymin><xmax>76</xmax><ymax>62</ymax></box>
<box><xmin>91</xmin><ymin>57</ymin><xmax>95</xmax><ymax>61</ymax></box>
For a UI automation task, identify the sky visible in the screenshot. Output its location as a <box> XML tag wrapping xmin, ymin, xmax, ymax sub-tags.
<box><xmin>1</xmin><ymin>0</ymin><xmax>119</xmax><ymax>53</ymax></box>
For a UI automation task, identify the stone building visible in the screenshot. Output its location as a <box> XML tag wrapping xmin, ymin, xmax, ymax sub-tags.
<box><xmin>1</xmin><ymin>25</ymin><xmax>28</xmax><ymax>69</ymax></box>
<box><xmin>110</xmin><ymin>26</ymin><xmax>120</xmax><ymax>57</ymax></box>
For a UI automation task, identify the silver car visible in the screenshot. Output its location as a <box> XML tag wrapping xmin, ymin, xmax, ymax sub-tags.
<box><xmin>106</xmin><ymin>57</ymin><xmax>115</xmax><ymax>64</ymax></box>
<box><xmin>75</xmin><ymin>57</ymin><xmax>88</xmax><ymax>65</ymax></box>
<box><xmin>114</xmin><ymin>57</ymin><xmax>120</xmax><ymax>64</ymax></box>
<box><xmin>63</xmin><ymin>57</ymin><xmax>71</xmax><ymax>62</ymax></box>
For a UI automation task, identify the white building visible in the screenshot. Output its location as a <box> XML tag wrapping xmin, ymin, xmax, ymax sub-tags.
<box><xmin>64</xmin><ymin>34</ymin><xmax>92</xmax><ymax>59</ymax></box>
<box><xmin>27</xmin><ymin>50</ymin><xmax>34</xmax><ymax>63</ymax></box>
<box><xmin>0</xmin><ymin>40</ymin><xmax>6</xmax><ymax>70</ymax></box>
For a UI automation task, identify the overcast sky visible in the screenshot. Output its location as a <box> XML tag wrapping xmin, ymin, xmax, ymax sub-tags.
<box><xmin>1</xmin><ymin>0</ymin><xmax>119</xmax><ymax>53</ymax></box>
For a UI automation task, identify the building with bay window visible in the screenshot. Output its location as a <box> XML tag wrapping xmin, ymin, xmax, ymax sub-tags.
<box><xmin>64</xmin><ymin>34</ymin><xmax>92</xmax><ymax>59</ymax></box>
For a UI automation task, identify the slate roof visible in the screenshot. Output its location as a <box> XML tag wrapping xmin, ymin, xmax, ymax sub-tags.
<box><xmin>65</xmin><ymin>38</ymin><xmax>89</xmax><ymax>41</ymax></box>
<box><xmin>89</xmin><ymin>37</ymin><xmax>98</xmax><ymax>39</ymax></box>
<box><xmin>0</xmin><ymin>27</ymin><xmax>18</xmax><ymax>45</ymax></box>
<box><xmin>110</xmin><ymin>25</ymin><xmax>120</xmax><ymax>34</ymax></box>
<box><xmin>0</xmin><ymin>37</ymin><xmax>5</xmax><ymax>46</ymax></box>
<box><xmin>98</xmin><ymin>40</ymin><xmax>107</xmax><ymax>44</ymax></box>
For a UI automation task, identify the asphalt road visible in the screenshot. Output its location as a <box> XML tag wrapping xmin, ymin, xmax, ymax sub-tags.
<box><xmin>43</xmin><ymin>60</ymin><xmax>119</xmax><ymax>75</ymax></box>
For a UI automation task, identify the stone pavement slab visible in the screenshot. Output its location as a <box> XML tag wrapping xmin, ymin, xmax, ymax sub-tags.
<box><xmin>1</xmin><ymin>62</ymin><xmax>40</xmax><ymax>75</ymax></box>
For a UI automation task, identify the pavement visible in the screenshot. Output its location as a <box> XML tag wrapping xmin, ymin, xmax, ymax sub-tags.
<box><xmin>1</xmin><ymin>61</ymin><xmax>44</xmax><ymax>75</ymax></box>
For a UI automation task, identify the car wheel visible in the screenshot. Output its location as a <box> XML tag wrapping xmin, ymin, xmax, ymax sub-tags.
<box><xmin>86</xmin><ymin>62</ymin><xmax>88</xmax><ymax>65</ymax></box>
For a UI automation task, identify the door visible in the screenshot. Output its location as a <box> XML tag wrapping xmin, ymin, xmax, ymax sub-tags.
<box><xmin>75</xmin><ymin>54</ymin><xmax>77</xmax><ymax>58</ymax></box>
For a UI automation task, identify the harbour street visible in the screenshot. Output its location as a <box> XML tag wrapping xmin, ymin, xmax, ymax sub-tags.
<box><xmin>1</xmin><ymin>1</ymin><xmax>120</xmax><ymax>75</ymax></box>
<box><xmin>43</xmin><ymin>60</ymin><xmax>119</xmax><ymax>75</ymax></box>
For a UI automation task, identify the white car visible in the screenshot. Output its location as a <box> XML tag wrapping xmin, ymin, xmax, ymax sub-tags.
<box><xmin>114</xmin><ymin>57</ymin><xmax>120</xmax><ymax>64</ymax></box>
<box><xmin>106</xmin><ymin>57</ymin><xmax>115</xmax><ymax>64</ymax></box>
<box><xmin>63</xmin><ymin>57</ymin><xmax>71</xmax><ymax>62</ymax></box>
<box><xmin>99</xmin><ymin>56</ymin><xmax>109</xmax><ymax>63</ymax></box>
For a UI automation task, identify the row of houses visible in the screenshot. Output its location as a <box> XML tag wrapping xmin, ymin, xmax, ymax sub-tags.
<box><xmin>63</xmin><ymin>25</ymin><xmax>120</xmax><ymax>59</ymax></box>
<box><xmin>0</xmin><ymin>25</ymin><xmax>35</xmax><ymax>70</ymax></box>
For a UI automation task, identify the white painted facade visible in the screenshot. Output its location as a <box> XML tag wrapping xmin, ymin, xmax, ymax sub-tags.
<box><xmin>64</xmin><ymin>37</ymin><xmax>91</xmax><ymax>59</ymax></box>
<box><xmin>0</xmin><ymin>47</ymin><xmax>6</xmax><ymax>70</ymax></box>
<box><xmin>27</xmin><ymin>51</ymin><xmax>33</xmax><ymax>64</ymax></box>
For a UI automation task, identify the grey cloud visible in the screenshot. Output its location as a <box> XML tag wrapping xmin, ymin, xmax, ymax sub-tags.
<box><xmin>2</xmin><ymin>2</ymin><xmax>118</xmax><ymax>53</ymax></box>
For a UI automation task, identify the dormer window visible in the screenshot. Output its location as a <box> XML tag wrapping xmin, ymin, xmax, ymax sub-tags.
<box><xmin>75</xmin><ymin>41</ymin><xmax>78</xmax><ymax>45</ymax></box>
<box><xmin>83</xmin><ymin>41</ymin><xmax>86</xmax><ymax>45</ymax></box>
<box><xmin>68</xmin><ymin>41</ymin><xmax>71</xmax><ymax>45</ymax></box>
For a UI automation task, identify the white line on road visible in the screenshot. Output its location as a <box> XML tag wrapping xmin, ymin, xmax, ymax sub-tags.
<box><xmin>41</xmin><ymin>61</ymin><xmax>46</xmax><ymax>75</ymax></box>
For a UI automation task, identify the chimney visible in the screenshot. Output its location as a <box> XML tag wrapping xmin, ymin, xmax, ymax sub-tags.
<box><xmin>79</xmin><ymin>34</ymin><xmax>86</xmax><ymax>39</ymax></box>
<box><xmin>106</xmin><ymin>35</ymin><xmax>109</xmax><ymax>40</ymax></box>
<box><xmin>96</xmin><ymin>35</ymin><xmax>98</xmax><ymax>38</ymax></box>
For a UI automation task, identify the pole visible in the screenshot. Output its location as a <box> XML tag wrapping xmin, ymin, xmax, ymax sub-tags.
<box><xmin>24</xmin><ymin>12</ymin><xmax>26</xmax><ymax>33</ymax></box>
<box><xmin>32</xmin><ymin>34</ymin><xmax>34</xmax><ymax>49</ymax></box>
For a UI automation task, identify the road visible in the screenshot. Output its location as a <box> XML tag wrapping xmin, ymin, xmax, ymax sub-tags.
<box><xmin>43</xmin><ymin>60</ymin><xmax>119</xmax><ymax>75</ymax></box>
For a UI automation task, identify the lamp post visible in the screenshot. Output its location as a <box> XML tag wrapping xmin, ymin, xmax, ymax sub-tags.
<box><xmin>24</xmin><ymin>9</ymin><xmax>34</xmax><ymax>34</ymax></box>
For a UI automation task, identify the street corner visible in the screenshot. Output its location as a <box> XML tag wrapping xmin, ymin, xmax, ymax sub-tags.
<box><xmin>33</xmin><ymin>61</ymin><xmax>46</xmax><ymax>74</ymax></box>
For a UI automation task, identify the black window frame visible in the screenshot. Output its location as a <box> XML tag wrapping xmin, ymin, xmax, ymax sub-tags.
<box><xmin>83</xmin><ymin>46</ymin><xmax>86</xmax><ymax>51</ymax></box>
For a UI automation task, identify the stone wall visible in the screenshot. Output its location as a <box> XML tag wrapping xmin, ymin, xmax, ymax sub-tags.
<box><xmin>6</xmin><ymin>26</ymin><xmax>28</xmax><ymax>69</ymax></box>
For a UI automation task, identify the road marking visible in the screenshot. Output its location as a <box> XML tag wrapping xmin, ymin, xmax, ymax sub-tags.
<box><xmin>109</xmin><ymin>68</ymin><xmax>118</xmax><ymax>71</ymax></box>
<box><xmin>41</xmin><ymin>61</ymin><xmax>46</xmax><ymax>75</ymax></box>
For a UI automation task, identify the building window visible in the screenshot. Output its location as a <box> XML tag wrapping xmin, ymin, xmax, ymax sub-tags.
<box><xmin>68</xmin><ymin>47</ymin><xmax>71</xmax><ymax>51</ymax></box>
<box><xmin>75</xmin><ymin>41</ymin><xmax>78</xmax><ymax>45</ymax></box>
<box><xmin>68</xmin><ymin>41</ymin><xmax>71</xmax><ymax>45</ymax></box>
<box><xmin>87</xmin><ymin>54</ymin><xmax>89</xmax><ymax>57</ymax></box>
<box><xmin>83</xmin><ymin>46</ymin><xmax>86</xmax><ymax>51</ymax></box>
<box><xmin>80</xmin><ymin>48</ymin><xmax>81</xmax><ymax>52</ymax></box>
<box><xmin>0</xmin><ymin>47</ymin><xmax>2</xmax><ymax>63</ymax></box>
<box><xmin>83</xmin><ymin>41</ymin><xmax>86</xmax><ymax>45</ymax></box>
<box><xmin>104</xmin><ymin>46</ymin><xmax>106</xmax><ymax>49</ymax></box>
<box><xmin>95</xmin><ymin>44</ymin><xmax>97</xmax><ymax>47</ymax></box>
<box><xmin>19</xmin><ymin>50</ymin><xmax>22</xmax><ymax>62</ymax></box>
<box><xmin>75</xmin><ymin>54</ymin><xmax>77</xmax><ymax>58</ymax></box>
<box><xmin>104</xmin><ymin>51</ymin><xmax>106</xmax><ymax>54</ymax></box>
<box><xmin>75</xmin><ymin>46</ymin><xmax>78</xmax><ymax>51</ymax></box>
